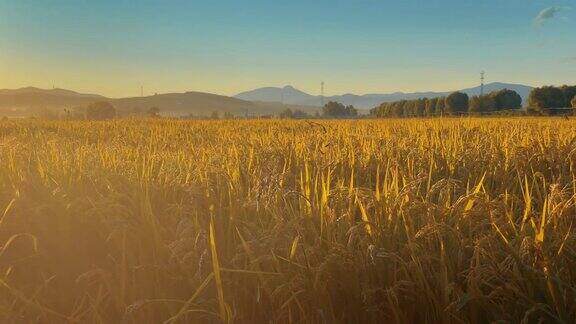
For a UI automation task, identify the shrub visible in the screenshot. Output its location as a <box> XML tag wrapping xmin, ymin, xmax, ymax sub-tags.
<box><xmin>491</xmin><ymin>89</ymin><xmax>522</xmax><ymax>110</ymax></box>
<box><xmin>528</xmin><ymin>86</ymin><xmax>566</xmax><ymax>113</ymax></box>
<box><xmin>322</xmin><ymin>101</ymin><xmax>357</xmax><ymax>118</ymax></box>
<box><xmin>445</xmin><ymin>92</ymin><xmax>469</xmax><ymax>115</ymax></box>
<box><xmin>86</xmin><ymin>101</ymin><xmax>116</xmax><ymax>120</ymax></box>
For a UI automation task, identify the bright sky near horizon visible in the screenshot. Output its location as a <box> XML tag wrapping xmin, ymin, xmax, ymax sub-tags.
<box><xmin>0</xmin><ymin>0</ymin><xmax>574</xmax><ymax>98</ymax></box>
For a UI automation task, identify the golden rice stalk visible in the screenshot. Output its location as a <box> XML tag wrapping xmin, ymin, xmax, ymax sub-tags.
<box><xmin>209</xmin><ymin>215</ymin><xmax>228</xmax><ymax>322</ymax></box>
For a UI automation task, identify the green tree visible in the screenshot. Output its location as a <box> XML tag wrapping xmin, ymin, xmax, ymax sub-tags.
<box><xmin>279</xmin><ymin>108</ymin><xmax>293</xmax><ymax>118</ymax></box>
<box><xmin>390</xmin><ymin>101</ymin><xmax>403</xmax><ymax>117</ymax></box>
<box><xmin>379</xmin><ymin>103</ymin><xmax>392</xmax><ymax>117</ymax></box>
<box><xmin>86</xmin><ymin>101</ymin><xmax>116</xmax><ymax>120</ymax></box>
<box><xmin>345</xmin><ymin>105</ymin><xmax>358</xmax><ymax>117</ymax></box>
<box><xmin>445</xmin><ymin>92</ymin><xmax>469</xmax><ymax>115</ymax></box>
<box><xmin>415</xmin><ymin>99</ymin><xmax>426</xmax><ymax>117</ymax></box>
<box><xmin>572</xmin><ymin>96</ymin><xmax>576</xmax><ymax>108</ymax></box>
<box><xmin>469</xmin><ymin>96</ymin><xmax>482</xmax><ymax>113</ymax></box>
<box><xmin>491</xmin><ymin>89</ymin><xmax>521</xmax><ymax>110</ymax></box>
<box><xmin>469</xmin><ymin>95</ymin><xmax>496</xmax><ymax>113</ymax></box>
<box><xmin>435</xmin><ymin>97</ymin><xmax>446</xmax><ymax>114</ymax></box>
<box><xmin>560</xmin><ymin>85</ymin><xmax>576</xmax><ymax>107</ymax></box>
<box><xmin>425</xmin><ymin>98</ymin><xmax>437</xmax><ymax>116</ymax></box>
<box><xmin>528</xmin><ymin>86</ymin><xmax>565</xmax><ymax>113</ymax></box>
<box><xmin>384</xmin><ymin>103</ymin><xmax>392</xmax><ymax>117</ymax></box>
<box><xmin>403</xmin><ymin>101</ymin><xmax>414</xmax><ymax>116</ymax></box>
<box><xmin>147</xmin><ymin>107</ymin><xmax>160</xmax><ymax>118</ymax></box>
<box><xmin>408</xmin><ymin>100</ymin><xmax>418</xmax><ymax>116</ymax></box>
<box><xmin>292</xmin><ymin>109</ymin><xmax>310</xmax><ymax>119</ymax></box>
<box><xmin>322</xmin><ymin>101</ymin><xmax>344</xmax><ymax>117</ymax></box>
<box><xmin>322</xmin><ymin>101</ymin><xmax>357</xmax><ymax>118</ymax></box>
<box><xmin>399</xmin><ymin>100</ymin><xmax>409</xmax><ymax>117</ymax></box>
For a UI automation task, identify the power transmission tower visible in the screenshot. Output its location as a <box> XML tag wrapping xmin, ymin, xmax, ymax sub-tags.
<box><xmin>320</xmin><ymin>81</ymin><xmax>325</xmax><ymax>107</ymax></box>
<box><xmin>141</xmin><ymin>85</ymin><xmax>144</xmax><ymax>97</ymax></box>
<box><xmin>480</xmin><ymin>71</ymin><xmax>485</xmax><ymax>96</ymax></box>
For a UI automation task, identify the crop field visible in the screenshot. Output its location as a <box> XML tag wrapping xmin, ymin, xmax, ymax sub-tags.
<box><xmin>0</xmin><ymin>118</ymin><xmax>575</xmax><ymax>323</ymax></box>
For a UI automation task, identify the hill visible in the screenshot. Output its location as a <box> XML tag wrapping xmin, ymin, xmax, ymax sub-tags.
<box><xmin>459</xmin><ymin>82</ymin><xmax>532</xmax><ymax>102</ymax></box>
<box><xmin>0</xmin><ymin>87</ymin><xmax>319</xmax><ymax>117</ymax></box>
<box><xmin>0</xmin><ymin>83</ymin><xmax>534</xmax><ymax>117</ymax></box>
<box><xmin>0</xmin><ymin>87</ymin><xmax>105</xmax><ymax>116</ymax></box>
<box><xmin>0</xmin><ymin>87</ymin><xmax>104</xmax><ymax>98</ymax></box>
<box><xmin>111</xmin><ymin>92</ymin><xmax>319</xmax><ymax>117</ymax></box>
<box><xmin>236</xmin><ymin>86</ymin><xmax>315</xmax><ymax>104</ymax></box>
<box><xmin>235</xmin><ymin>82</ymin><xmax>534</xmax><ymax>109</ymax></box>
<box><xmin>112</xmin><ymin>92</ymin><xmax>258</xmax><ymax>117</ymax></box>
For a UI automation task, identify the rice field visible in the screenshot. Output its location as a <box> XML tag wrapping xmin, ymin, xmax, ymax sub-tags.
<box><xmin>0</xmin><ymin>117</ymin><xmax>575</xmax><ymax>323</ymax></box>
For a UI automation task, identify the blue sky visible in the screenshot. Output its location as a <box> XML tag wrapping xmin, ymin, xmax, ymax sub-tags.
<box><xmin>0</xmin><ymin>0</ymin><xmax>574</xmax><ymax>97</ymax></box>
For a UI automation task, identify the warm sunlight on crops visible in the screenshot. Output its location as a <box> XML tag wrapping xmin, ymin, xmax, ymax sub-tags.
<box><xmin>0</xmin><ymin>118</ymin><xmax>575</xmax><ymax>323</ymax></box>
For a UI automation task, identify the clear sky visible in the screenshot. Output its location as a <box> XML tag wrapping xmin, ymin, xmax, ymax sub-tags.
<box><xmin>0</xmin><ymin>0</ymin><xmax>574</xmax><ymax>97</ymax></box>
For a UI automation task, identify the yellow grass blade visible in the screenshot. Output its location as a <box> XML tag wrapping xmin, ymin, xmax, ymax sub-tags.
<box><xmin>356</xmin><ymin>196</ymin><xmax>373</xmax><ymax>237</ymax></box>
<box><xmin>289</xmin><ymin>236</ymin><xmax>300</xmax><ymax>260</ymax></box>
<box><xmin>535</xmin><ymin>198</ymin><xmax>547</xmax><ymax>244</ymax></box>
<box><xmin>464</xmin><ymin>172</ymin><xmax>486</xmax><ymax>212</ymax></box>
<box><xmin>209</xmin><ymin>215</ymin><xmax>227</xmax><ymax>322</ymax></box>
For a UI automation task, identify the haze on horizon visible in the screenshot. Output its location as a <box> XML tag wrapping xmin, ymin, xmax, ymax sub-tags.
<box><xmin>0</xmin><ymin>0</ymin><xmax>574</xmax><ymax>98</ymax></box>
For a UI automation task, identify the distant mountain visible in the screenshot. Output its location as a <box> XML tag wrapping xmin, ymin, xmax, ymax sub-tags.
<box><xmin>0</xmin><ymin>87</ymin><xmax>104</xmax><ymax>98</ymax></box>
<box><xmin>459</xmin><ymin>82</ymin><xmax>533</xmax><ymax>103</ymax></box>
<box><xmin>234</xmin><ymin>82</ymin><xmax>534</xmax><ymax>109</ymax></box>
<box><xmin>0</xmin><ymin>87</ymin><xmax>319</xmax><ymax>117</ymax></box>
<box><xmin>0</xmin><ymin>83</ymin><xmax>534</xmax><ymax>117</ymax></box>
<box><xmin>111</xmin><ymin>92</ymin><xmax>319</xmax><ymax>117</ymax></box>
<box><xmin>0</xmin><ymin>87</ymin><xmax>106</xmax><ymax>116</ymax></box>
<box><xmin>236</xmin><ymin>86</ymin><xmax>315</xmax><ymax>104</ymax></box>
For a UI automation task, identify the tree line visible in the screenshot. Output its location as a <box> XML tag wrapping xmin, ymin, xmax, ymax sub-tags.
<box><xmin>528</xmin><ymin>85</ymin><xmax>576</xmax><ymax>114</ymax></box>
<box><xmin>61</xmin><ymin>102</ymin><xmax>162</xmax><ymax>120</ymax></box>
<box><xmin>279</xmin><ymin>101</ymin><xmax>358</xmax><ymax>119</ymax></box>
<box><xmin>31</xmin><ymin>84</ymin><xmax>576</xmax><ymax>121</ymax></box>
<box><xmin>370</xmin><ymin>89</ymin><xmax>523</xmax><ymax>117</ymax></box>
<box><xmin>371</xmin><ymin>85</ymin><xmax>576</xmax><ymax>118</ymax></box>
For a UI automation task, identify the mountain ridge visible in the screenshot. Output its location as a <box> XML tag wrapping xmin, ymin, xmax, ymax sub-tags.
<box><xmin>0</xmin><ymin>83</ymin><xmax>534</xmax><ymax>117</ymax></box>
<box><xmin>235</xmin><ymin>82</ymin><xmax>534</xmax><ymax>108</ymax></box>
<box><xmin>0</xmin><ymin>87</ymin><xmax>320</xmax><ymax>117</ymax></box>
<box><xmin>0</xmin><ymin>87</ymin><xmax>105</xmax><ymax>98</ymax></box>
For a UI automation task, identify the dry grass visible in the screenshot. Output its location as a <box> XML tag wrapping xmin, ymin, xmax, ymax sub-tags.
<box><xmin>0</xmin><ymin>117</ymin><xmax>575</xmax><ymax>323</ymax></box>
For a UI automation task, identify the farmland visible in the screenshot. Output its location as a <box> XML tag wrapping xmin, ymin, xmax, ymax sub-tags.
<box><xmin>0</xmin><ymin>118</ymin><xmax>575</xmax><ymax>323</ymax></box>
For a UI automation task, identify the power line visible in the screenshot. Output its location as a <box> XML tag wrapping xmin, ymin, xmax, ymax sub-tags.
<box><xmin>320</xmin><ymin>81</ymin><xmax>324</xmax><ymax>107</ymax></box>
<box><xmin>480</xmin><ymin>71</ymin><xmax>485</xmax><ymax>97</ymax></box>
